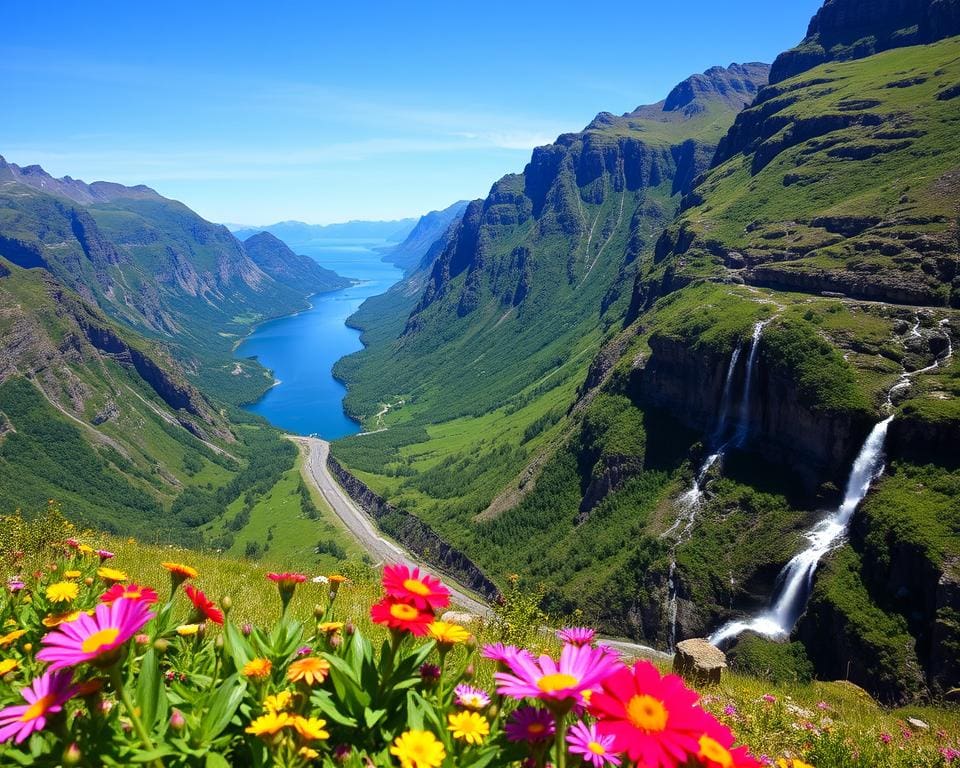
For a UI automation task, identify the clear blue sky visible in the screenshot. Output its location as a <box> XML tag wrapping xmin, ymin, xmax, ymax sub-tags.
<box><xmin>3</xmin><ymin>1</ymin><xmax>820</xmax><ymax>225</ymax></box>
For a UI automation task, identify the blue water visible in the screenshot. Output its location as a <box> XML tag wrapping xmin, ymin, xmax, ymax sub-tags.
<box><xmin>236</xmin><ymin>239</ymin><xmax>402</xmax><ymax>439</ymax></box>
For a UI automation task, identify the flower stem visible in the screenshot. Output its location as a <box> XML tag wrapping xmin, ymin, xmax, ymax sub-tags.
<box><xmin>110</xmin><ymin>664</ymin><xmax>161</xmax><ymax>765</ymax></box>
<box><xmin>554</xmin><ymin>712</ymin><xmax>567</xmax><ymax>768</ymax></box>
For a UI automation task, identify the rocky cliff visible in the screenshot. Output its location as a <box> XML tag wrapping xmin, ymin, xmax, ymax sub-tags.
<box><xmin>242</xmin><ymin>232</ymin><xmax>350</xmax><ymax>295</ymax></box>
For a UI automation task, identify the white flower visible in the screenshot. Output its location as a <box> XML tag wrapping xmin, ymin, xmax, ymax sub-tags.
<box><xmin>311</xmin><ymin>575</ymin><xmax>329</xmax><ymax>584</ymax></box>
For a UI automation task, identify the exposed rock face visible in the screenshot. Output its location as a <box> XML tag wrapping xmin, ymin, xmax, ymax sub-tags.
<box><xmin>325</xmin><ymin>454</ymin><xmax>500</xmax><ymax>600</ymax></box>
<box><xmin>0</xmin><ymin>155</ymin><xmax>163</xmax><ymax>205</ymax></box>
<box><xmin>242</xmin><ymin>232</ymin><xmax>349</xmax><ymax>295</ymax></box>
<box><xmin>673</xmin><ymin>638</ymin><xmax>727</xmax><ymax>685</ymax></box>
<box><xmin>770</xmin><ymin>0</ymin><xmax>960</xmax><ymax>84</ymax></box>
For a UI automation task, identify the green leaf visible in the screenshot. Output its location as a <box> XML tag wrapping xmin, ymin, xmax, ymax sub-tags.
<box><xmin>363</xmin><ymin>707</ymin><xmax>387</xmax><ymax>729</ymax></box>
<box><xmin>205</xmin><ymin>753</ymin><xmax>232</xmax><ymax>768</ymax></box>
<box><xmin>310</xmin><ymin>690</ymin><xmax>358</xmax><ymax>727</ymax></box>
<box><xmin>223</xmin><ymin>619</ymin><xmax>254</xmax><ymax>670</ymax></box>
<box><xmin>135</xmin><ymin>648</ymin><xmax>167</xmax><ymax>733</ymax></box>
<box><xmin>198</xmin><ymin>673</ymin><xmax>247</xmax><ymax>741</ymax></box>
<box><xmin>322</xmin><ymin>652</ymin><xmax>370</xmax><ymax>709</ymax></box>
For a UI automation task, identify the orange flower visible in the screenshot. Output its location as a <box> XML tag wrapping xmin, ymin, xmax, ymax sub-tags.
<box><xmin>288</xmin><ymin>656</ymin><xmax>331</xmax><ymax>686</ymax></box>
<box><xmin>243</xmin><ymin>658</ymin><xmax>273</xmax><ymax>679</ymax></box>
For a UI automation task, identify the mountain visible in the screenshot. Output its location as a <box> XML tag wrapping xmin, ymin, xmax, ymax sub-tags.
<box><xmin>243</xmin><ymin>232</ymin><xmax>352</xmax><ymax>294</ymax></box>
<box><xmin>380</xmin><ymin>201</ymin><xmax>469</xmax><ymax>273</ymax></box>
<box><xmin>231</xmin><ymin>218</ymin><xmax>417</xmax><ymax>244</ymax></box>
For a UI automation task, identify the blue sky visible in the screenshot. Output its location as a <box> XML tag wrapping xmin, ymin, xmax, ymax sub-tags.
<box><xmin>3</xmin><ymin>1</ymin><xmax>821</xmax><ymax>225</ymax></box>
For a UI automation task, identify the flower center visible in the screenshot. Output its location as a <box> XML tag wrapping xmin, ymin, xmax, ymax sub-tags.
<box><xmin>588</xmin><ymin>741</ymin><xmax>607</xmax><ymax>756</ymax></box>
<box><xmin>528</xmin><ymin>723</ymin><xmax>545</xmax><ymax>734</ymax></box>
<box><xmin>537</xmin><ymin>672</ymin><xmax>579</xmax><ymax>693</ymax></box>
<box><xmin>699</xmin><ymin>736</ymin><xmax>733</xmax><ymax>768</ymax></box>
<box><xmin>81</xmin><ymin>627</ymin><xmax>120</xmax><ymax>654</ymax></box>
<box><xmin>390</xmin><ymin>602</ymin><xmax>420</xmax><ymax>620</ymax></box>
<box><xmin>626</xmin><ymin>694</ymin><xmax>668</xmax><ymax>732</ymax></box>
<box><xmin>125</xmin><ymin>589</ymin><xmax>142</xmax><ymax>599</ymax></box>
<box><xmin>21</xmin><ymin>694</ymin><xmax>55</xmax><ymax>722</ymax></box>
<box><xmin>402</xmin><ymin>578</ymin><xmax>432</xmax><ymax>596</ymax></box>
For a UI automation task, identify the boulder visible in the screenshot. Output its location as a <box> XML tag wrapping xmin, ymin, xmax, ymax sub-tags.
<box><xmin>440</xmin><ymin>611</ymin><xmax>480</xmax><ymax>626</ymax></box>
<box><xmin>673</xmin><ymin>638</ymin><xmax>727</xmax><ymax>686</ymax></box>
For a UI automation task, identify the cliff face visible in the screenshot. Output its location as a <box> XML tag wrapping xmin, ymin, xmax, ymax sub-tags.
<box><xmin>242</xmin><ymin>232</ymin><xmax>350</xmax><ymax>295</ymax></box>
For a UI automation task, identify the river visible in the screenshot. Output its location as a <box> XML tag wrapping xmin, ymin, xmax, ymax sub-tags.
<box><xmin>235</xmin><ymin>238</ymin><xmax>402</xmax><ymax>439</ymax></box>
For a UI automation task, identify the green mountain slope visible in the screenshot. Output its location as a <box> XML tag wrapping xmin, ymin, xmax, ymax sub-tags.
<box><xmin>380</xmin><ymin>201</ymin><xmax>469</xmax><ymax>273</ymax></box>
<box><xmin>243</xmin><ymin>232</ymin><xmax>352</xmax><ymax>294</ymax></box>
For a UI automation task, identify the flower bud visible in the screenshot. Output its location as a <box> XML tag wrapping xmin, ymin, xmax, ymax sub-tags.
<box><xmin>23</xmin><ymin>643</ymin><xmax>32</xmax><ymax>653</ymax></box>
<box><xmin>463</xmin><ymin>663</ymin><xmax>475</xmax><ymax>681</ymax></box>
<box><xmin>241</xmin><ymin>622</ymin><xmax>253</xmax><ymax>636</ymax></box>
<box><xmin>466</xmin><ymin>635</ymin><xmax>478</xmax><ymax>651</ymax></box>
<box><xmin>84</xmin><ymin>577</ymin><xmax>94</xmax><ymax>586</ymax></box>
<box><xmin>153</xmin><ymin>638</ymin><xmax>170</xmax><ymax>654</ymax></box>
<box><xmin>135</xmin><ymin>634</ymin><xmax>150</xmax><ymax>646</ymax></box>
<box><xmin>487</xmin><ymin>704</ymin><xmax>499</xmax><ymax>719</ymax></box>
<box><xmin>215</xmin><ymin>634</ymin><xmax>225</xmax><ymax>650</ymax></box>
<box><xmin>170</xmin><ymin>709</ymin><xmax>186</xmax><ymax>731</ymax></box>
<box><xmin>329</xmin><ymin>634</ymin><xmax>342</xmax><ymax>650</ymax></box>
<box><xmin>344</xmin><ymin>620</ymin><xmax>356</xmax><ymax>636</ymax></box>
<box><xmin>314</xmin><ymin>604</ymin><xmax>325</xmax><ymax>619</ymax></box>
<box><xmin>220</xmin><ymin>595</ymin><xmax>232</xmax><ymax>614</ymax></box>
<box><xmin>63</xmin><ymin>743</ymin><xmax>82</xmax><ymax>765</ymax></box>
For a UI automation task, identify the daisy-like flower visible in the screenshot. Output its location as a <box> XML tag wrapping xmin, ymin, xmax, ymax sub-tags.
<box><xmin>327</xmin><ymin>574</ymin><xmax>348</xmax><ymax>585</ymax></box>
<box><xmin>370</xmin><ymin>597</ymin><xmax>434</xmax><ymax>636</ymax></box>
<box><xmin>162</xmin><ymin>562</ymin><xmax>198</xmax><ymax>589</ymax></box>
<box><xmin>568</xmin><ymin>720</ymin><xmax>622</xmax><ymax>767</ymax></box>
<box><xmin>311</xmin><ymin>575</ymin><xmax>329</xmax><ymax>584</ymax></box>
<box><xmin>176</xmin><ymin>624</ymin><xmax>202</xmax><ymax>636</ymax></box>
<box><xmin>557</xmin><ymin>627</ymin><xmax>597</xmax><ymax>646</ymax></box>
<box><xmin>96</xmin><ymin>550</ymin><xmax>114</xmax><ymax>562</ymax></box>
<box><xmin>42</xmin><ymin>611</ymin><xmax>81</xmax><ymax>628</ymax></box>
<box><xmin>96</xmin><ymin>567</ymin><xmax>128</xmax><ymax>584</ymax></box>
<box><xmin>245</xmin><ymin>711</ymin><xmax>291</xmax><ymax>737</ymax></box>
<box><xmin>263</xmin><ymin>691</ymin><xmax>293</xmax><ymax>714</ymax></box>
<box><xmin>454</xmin><ymin>684</ymin><xmax>490</xmax><ymax>710</ymax></box>
<box><xmin>65</xmin><ymin>538</ymin><xmax>80</xmax><ymax>550</ymax></box>
<box><xmin>267</xmin><ymin>572</ymin><xmax>308</xmax><ymax>587</ymax></box>
<box><xmin>775</xmin><ymin>760</ymin><xmax>813</xmax><ymax>768</ymax></box>
<box><xmin>242</xmin><ymin>658</ymin><xmax>272</xmax><ymax>679</ymax></box>
<box><xmin>64</xmin><ymin>570</ymin><xmax>81</xmax><ymax>579</ymax></box>
<box><xmin>448</xmin><ymin>710</ymin><xmax>489</xmax><ymax>745</ymax></box>
<box><xmin>37</xmin><ymin>597</ymin><xmax>155</xmax><ymax>671</ymax></box>
<box><xmin>0</xmin><ymin>630</ymin><xmax>28</xmax><ymax>648</ymax></box>
<box><xmin>482</xmin><ymin>642</ymin><xmax>533</xmax><ymax>668</ymax></box>
<box><xmin>382</xmin><ymin>564</ymin><xmax>450</xmax><ymax>611</ymax></box>
<box><xmin>78</xmin><ymin>545</ymin><xmax>94</xmax><ymax>556</ymax></box>
<box><xmin>495</xmin><ymin>642</ymin><xmax>622</xmax><ymax>706</ymax></box>
<box><xmin>318</xmin><ymin>621</ymin><xmax>344</xmax><ymax>634</ymax></box>
<box><xmin>7</xmin><ymin>578</ymin><xmax>25</xmax><ymax>593</ymax></box>
<box><xmin>292</xmin><ymin>715</ymin><xmax>329</xmax><ymax>742</ymax></box>
<box><xmin>505</xmin><ymin>706</ymin><xmax>555</xmax><ymax>743</ymax></box>
<box><xmin>100</xmin><ymin>583</ymin><xmax>159</xmax><ymax>605</ymax></box>
<box><xmin>184</xmin><ymin>585</ymin><xmax>224</xmax><ymax>625</ymax></box>
<box><xmin>589</xmin><ymin>660</ymin><xmax>725</xmax><ymax>768</ymax></box>
<box><xmin>0</xmin><ymin>670</ymin><xmax>80</xmax><ymax>744</ymax></box>
<box><xmin>288</xmin><ymin>656</ymin><xmax>331</xmax><ymax>686</ymax></box>
<box><xmin>0</xmin><ymin>659</ymin><xmax>18</xmax><ymax>676</ymax></box>
<box><xmin>45</xmin><ymin>581</ymin><xmax>79</xmax><ymax>604</ymax></box>
<box><xmin>427</xmin><ymin>621</ymin><xmax>471</xmax><ymax>648</ymax></box>
<box><xmin>390</xmin><ymin>729</ymin><xmax>446</xmax><ymax>768</ymax></box>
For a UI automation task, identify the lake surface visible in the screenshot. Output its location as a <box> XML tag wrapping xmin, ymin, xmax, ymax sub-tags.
<box><xmin>236</xmin><ymin>238</ymin><xmax>402</xmax><ymax>439</ymax></box>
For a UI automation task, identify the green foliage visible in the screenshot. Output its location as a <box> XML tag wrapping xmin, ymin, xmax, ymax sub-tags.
<box><xmin>728</xmin><ymin>637</ymin><xmax>814</xmax><ymax>684</ymax></box>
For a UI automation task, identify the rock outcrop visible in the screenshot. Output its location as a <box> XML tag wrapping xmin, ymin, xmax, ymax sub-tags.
<box><xmin>673</xmin><ymin>638</ymin><xmax>727</xmax><ymax>685</ymax></box>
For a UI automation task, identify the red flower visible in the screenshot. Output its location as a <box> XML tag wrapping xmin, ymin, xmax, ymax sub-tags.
<box><xmin>100</xmin><ymin>583</ymin><xmax>159</xmax><ymax>605</ymax></box>
<box><xmin>370</xmin><ymin>597</ymin><xmax>434</xmax><ymax>636</ymax></box>
<box><xmin>590</xmin><ymin>661</ymin><xmax>725</xmax><ymax>768</ymax></box>
<box><xmin>184</xmin><ymin>585</ymin><xmax>224</xmax><ymax>625</ymax></box>
<box><xmin>266</xmin><ymin>572</ymin><xmax>307</xmax><ymax>586</ymax></box>
<box><xmin>381</xmin><ymin>564</ymin><xmax>450</xmax><ymax>611</ymax></box>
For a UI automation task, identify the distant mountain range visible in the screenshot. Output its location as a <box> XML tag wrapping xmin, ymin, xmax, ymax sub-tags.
<box><xmin>379</xmin><ymin>201</ymin><xmax>469</xmax><ymax>274</ymax></box>
<box><xmin>230</xmin><ymin>218</ymin><xmax>417</xmax><ymax>245</ymax></box>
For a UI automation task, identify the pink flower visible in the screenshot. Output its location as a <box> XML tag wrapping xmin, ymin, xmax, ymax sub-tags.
<box><xmin>505</xmin><ymin>706</ymin><xmax>555</xmax><ymax>743</ymax></box>
<box><xmin>381</xmin><ymin>564</ymin><xmax>450</xmax><ymax>611</ymax></box>
<box><xmin>567</xmin><ymin>719</ymin><xmax>622</xmax><ymax>766</ymax></box>
<box><xmin>723</xmin><ymin>704</ymin><xmax>739</xmax><ymax>718</ymax></box>
<box><xmin>96</xmin><ymin>549</ymin><xmax>114</xmax><ymax>562</ymax></box>
<box><xmin>482</xmin><ymin>642</ymin><xmax>533</xmax><ymax>667</ymax></box>
<box><xmin>557</xmin><ymin>627</ymin><xmax>596</xmax><ymax>646</ymax></box>
<box><xmin>816</xmin><ymin>701</ymin><xmax>830</xmax><ymax>711</ymax></box>
<box><xmin>495</xmin><ymin>642</ymin><xmax>623</xmax><ymax>705</ymax></box>
<box><xmin>880</xmin><ymin>732</ymin><xmax>892</xmax><ymax>744</ymax></box>
<box><xmin>37</xmin><ymin>597</ymin><xmax>154</xmax><ymax>671</ymax></box>
<box><xmin>761</xmin><ymin>694</ymin><xmax>776</xmax><ymax>704</ymax></box>
<box><xmin>0</xmin><ymin>670</ymin><xmax>79</xmax><ymax>743</ymax></box>
<box><xmin>454</xmin><ymin>684</ymin><xmax>490</xmax><ymax>710</ymax></box>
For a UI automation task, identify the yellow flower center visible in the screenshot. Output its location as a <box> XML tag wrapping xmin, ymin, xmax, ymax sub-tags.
<box><xmin>626</xmin><ymin>694</ymin><xmax>668</xmax><ymax>732</ymax></box>
<box><xmin>528</xmin><ymin>723</ymin><xmax>545</xmax><ymax>734</ymax></box>
<box><xmin>81</xmin><ymin>627</ymin><xmax>120</xmax><ymax>654</ymax></box>
<box><xmin>402</xmin><ymin>578</ymin><xmax>432</xmax><ymax>596</ymax></box>
<box><xmin>537</xmin><ymin>672</ymin><xmax>579</xmax><ymax>693</ymax></box>
<box><xmin>588</xmin><ymin>741</ymin><xmax>607</xmax><ymax>756</ymax></box>
<box><xmin>699</xmin><ymin>735</ymin><xmax>733</xmax><ymax>768</ymax></box>
<box><xmin>21</xmin><ymin>694</ymin><xmax>55</xmax><ymax>722</ymax></box>
<box><xmin>390</xmin><ymin>602</ymin><xmax>420</xmax><ymax>620</ymax></box>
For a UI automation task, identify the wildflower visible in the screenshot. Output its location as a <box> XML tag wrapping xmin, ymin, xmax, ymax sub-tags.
<box><xmin>390</xmin><ymin>729</ymin><xmax>446</xmax><ymax>768</ymax></box>
<box><xmin>880</xmin><ymin>732</ymin><xmax>892</xmax><ymax>744</ymax></box>
<box><xmin>245</xmin><ymin>711</ymin><xmax>291</xmax><ymax>737</ymax></box>
<box><xmin>370</xmin><ymin>597</ymin><xmax>434</xmax><ymax>636</ymax></box>
<box><xmin>65</xmin><ymin>538</ymin><xmax>80</xmax><ymax>550</ymax></box>
<box><xmin>170</xmin><ymin>710</ymin><xmax>186</xmax><ymax>731</ymax></box>
<box><xmin>494</xmin><ymin>642</ymin><xmax>622</xmax><ymax>705</ymax></box>
<box><xmin>42</xmin><ymin>611</ymin><xmax>81</xmax><ymax>628</ymax></box>
<box><xmin>288</xmin><ymin>656</ymin><xmax>330</xmax><ymax>686</ymax></box>
<box><xmin>0</xmin><ymin>630</ymin><xmax>28</xmax><ymax>648</ymax></box>
<box><xmin>419</xmin><ymin>663</ymin><xmax>442</xmax><ymax>686</ymax></box>
<box><xmin>184</xmin><ymin>585</ymin><xmax>224</xmax><ymax>625</ymax></box>
<box><xmin>46</xmin><ymin>581</ymin><xmax>79</xmax><ymax>603</ymax></box>
<box><xmin>0</xmin><ymin>659</ymin><xmax>18</xmax><ymax>676</ymax></box>
<box><xmin>161</xmin><ymin>562</ymin><xmax>198</xmax><ymax>588</ymax></box>
<box><xmin>382</xmin><ymin>564</ymin><xmax>450</xmax><ymax>611</ymax></box>
<box><xmin>0</xmin><ymin>670</ymin><xmax>80</xmax><ymax>744</ymax></box>
<box><xmin>100</xmin><ymin>583</ymin><xmax>159</xmax><ymax>605</ymax></box>
<box><xmin>427</xmin><ymin>621</ymin><xmax>471</xmax><ymax>647</ymax></box>
<box><xmin>568</xmin><ymin>720</ymin><xmax>622</xmax><ymax>767</ymax></box>
<box><xmin>723</xmin><ymin>704</ymin><xmax>739</xmax><ymax>718</ymax></box>
<box><xmin>296</xmin><ymin>645</ymin><xmax>312</xmax><ymax>656</ymax></box>
<box><xmin>775</xmin><ymin>760</ymin><xmax>813</xmax><ymax>768</ymax></box>
<box><xmin>557</xmin><ymin>627</ymin><xmax>597</xmax><ymax>646</ymax></box>
<box><xmin>332</xmin><ymin>744</ymin><xmax>352</xmax><ymax>762</ymax></box>
<box><xmin>37</xmin><ymin>597</ymin><xmax>155</xmax><ymax>671</ymax></box>
<box><xmin>454</xmin><ymin>684</ymin><xmax>490</xmax><ymax>710</ymax></box>
<box><xmin>264</xmin><ymin>691</ymin><xmax>294</xmax><ymax>714</ymax></box>
<box><xmin>589</xmin><ymin>660</ymin><xmax>723</xmax><ymax>767</ymax></box>
<box><xmin>482</xmin><ymin>642</ymin><xmax>533</xmax><ymax>668</ymax></box>
<box><xmin>327</xmin><ymin>574</ymin><xmax>348</xmax><ymax>585</ymax></box>
<box><xmin>6</xmin><ymin>578</ymin><xmax>24</xmax><ymax>593</ymax></box>
<box><xmin>242</xmin><ymin>658</ymin><xmax>272</xmax><ymax>679</ymax></box>
<box><xmin>299</xmin><ymin>747</ymin><xmax>319</xmax><ymax>760</ymax></box>
<box><xmin>96</xmin><ymin>567</ymin><xmax>127</xmax><ymax>584</ymax></box>
<box><xmin>505</xmin><ymin>706</ymin><xmax>555</xmax><ymax>743</ymax></box>
<box><xmin>318</xmin><ymin>621</ymin><xmax>344</xmax><ymax>634</ymax></box>
<box><xmin>78</xmin><ymin>545</ymin><xmax>93</xmax><ymax>556</ymax></box>
<box><xmin>761</xmin><ymin>694</ymin><xmax>776</xmax><ymax>704</ymax></box>
<box><xmin>448</xmin><ymin>710</ymin><xmax>489</xmax><ymax>745</ymax></box>
<box><xmin>176</xmin><ymin>624</ymin><xmax>202</xmax><ymax>636</ymax></box>
<box><xmin>267</xmin><ymin>572</ymin><xmax>307</xmax><ymax>609</ymax></box>
<box><xmin>96</xmin><ymin>550</ymin><xmax>114</xmax><ymax>562</ymax></box>
<box><xmin>64</xmin><ymin>570</ymin><xmax>81</xmax><ymax>579</ymax></box>
<box><xmin>312</xmin><ymin>575</ymin><xmax>329</xmax><ymax>584</ymax></box>
<box><xmin>292</xmin><ymin>715</ymin><xmax>329</xmax><ymax>742</ymax></box>
<box><xmin>816</xmin><ymin>701</ymin><xmax>829</xmax><ymax>711</ymax></box>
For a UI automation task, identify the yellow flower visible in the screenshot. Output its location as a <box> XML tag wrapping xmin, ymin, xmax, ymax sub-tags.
<box><xmin>162</xmin><ymin>562</ymin><xmax>198</xmax><ymax>580</ymax></box>
<box><xmin>97</xmin><ymin>567</ymin><xmax>128</xmax><ymax>583</ymax></box>
<box><xmin>390</xmin><ymin>730</ymin><xmax>446</xmax><ymax>768</ymax></box>
<box><xmin>447</xmin><ymin>711</ymin><xmax>489</xmax><ymax>745</ymax></box>
<box><xmin>0</xmin><ymin>658</ymin><xmax>18</xmax><ymax>675</ymax></box>
<box><xmin>318</xmin><ymin>621</ymin><xmax>344</xmax><ymax>634</ymax></box>
<box><xmin>776</xmin><ymin>761</ymin><xmax>814</xmax><ymax>768</ymax></box>
<box><xmin>45</xmin><ymin>581</ymin><xmax>79</xmax><ymax>603</ymax></box>
<box><xmin>287</xmin><ymin>656</ymin><xmax>330</xmax><ymax>686</ymax></box>
<box><xmin>245</xmin><ymin>711</ymin><xmax>291</xmax><ymax>737</ymax></box>
<box><xmin>43</xmin><ymin>611</ymin><xmax>81</xmax><ymax>627</ymax></box>
<box><xmin>176</xmin><ymin>624</ymin><xmax>201</xmax><ymax>636</ymax></box>
<box><xmin>263</xmin><ymin>691</ymin><xmax>293</xmax><ymax>714</ymax></box>
<box><xmin>64</xmin><ymin>570</ymin><xmax>82</xmax><ymax>579</ymax></box>
<box><xmin>427</xmin><ymin>621</ymin><xmax>470</xmax><ymax>646</ymax></box>
<box><xmin>78</xmin><ymin>544</ymin><xmax>94</xmax><ymax>556</ymax></box>
<box><xmin>242</xmin><ymin>658</ymin><xmax>273</xmax><ymax>679</ymax></box>
<box><xmin>298</xmin><ymin>746</ymin><xmax>319</xmax><ymax>760</ymax></box>
<box><xmin>327</xmin><ymin>574</ymin><xmax>348</xmax><ymax>584</ymax></box>
<box><xmin>0</xmin><ymin>629</ymin><xmax>27</xmax><ymax>648</ymax></box>
<box><xmin>291</xmin><ymin>716</ymin><xmax>329</xmax><ymax>742</ymax></box>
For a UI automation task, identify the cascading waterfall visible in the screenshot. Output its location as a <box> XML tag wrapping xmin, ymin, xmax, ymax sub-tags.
<box><xmin>709</xmin><ymin>318</ymin><xmax>954</xmax><ymax>646</ymax></box>
<box><xmin>734</xmin><ymin>320</ymin><xmax>768</xmax><ymax>446</ymax></box>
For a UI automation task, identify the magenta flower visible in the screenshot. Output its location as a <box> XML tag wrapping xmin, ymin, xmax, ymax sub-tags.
<box><xmin>505</xmin><ymin>706</ymin><xmax>555</xmax><ymax>743</ymax></box>
<box><xmin>482</xmin><ymin>642</ymin><xmax>532</xmax><ymax>667</ymax></box>
<box><xmin>880</xmin><ymin>732</ymin><xmax>892</xmax><ymax>744</ymax></box>
<box><xmin>454</xmin><ymin>684</ymin><xmax>491</xmax><ymax>710</ymax></box>
<box><xmin>494</xmin><ymin>642</ymin><xmax>623</xmax><ymax>705</ymax></box>
<box><xmin>96</xmin><ymin>549</ymin><xmax>115</xmax><ymax>562</ymax></box>
<box><xmin>567</xmin><ymin>719</ymin><xmax>622</xmax><ymax>767</ymax></box>
<box><xmin>37</xmin><ymin>597</ymin><xmax>154</xmax><ymax>671</ymax></box>
<box><xmin>0</xmin><ymin>670</ymin><xmax>79</xmax><ymax>743</ymax></box>
<box><xmin>761</xmin><ymin>694</ymin><xmax>776</xmax><ymax>704</ymax></box>
<box><xmin>557</xmin><ymin>626</ymin><xmax>596</xmax><ymax>646</ymax></box>
<box><xmin>6</xmin><ymin>577</ymin><xmax>24</xmax><ymax>593</ymax></box>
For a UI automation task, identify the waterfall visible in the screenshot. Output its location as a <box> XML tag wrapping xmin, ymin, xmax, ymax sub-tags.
<box><xmin>734</xmin><ymin>320</ymin><xmax>768</xmax><ymax>447</ymax></box>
